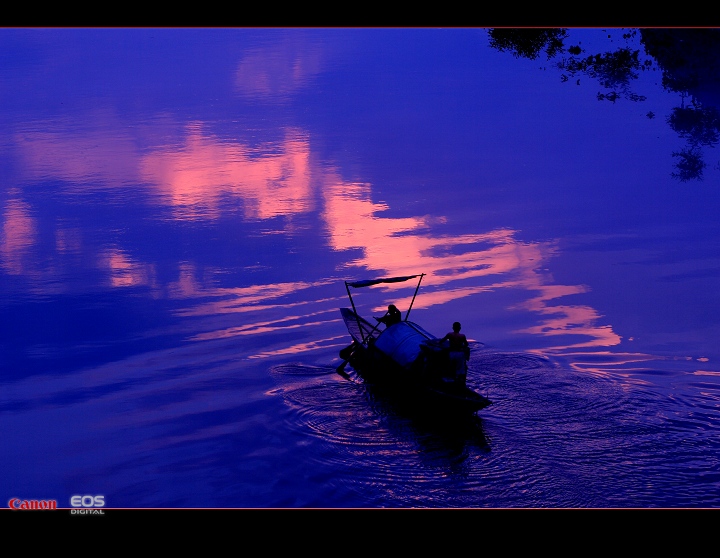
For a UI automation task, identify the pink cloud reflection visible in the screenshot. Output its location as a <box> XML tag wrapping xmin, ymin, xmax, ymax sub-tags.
<box><xmin>0</xmin><ymin>194</ymin><xmax>36</xmax><ymax>275</ymax></box>
<box><xmin>139</xmin><ymin>124</ymin><xmax>313</xmax><ymax>221</ymax></box>
<box><xmin>164</xmin><ymin>168</ymin><xmax>622</xmax><ymax>355</ymax></box>
<box><xmin>321</xmin><ymin>174</ymin><xmax>622</xmax><ymax>352</ymax></box>
<box><xmin>16</xmin><ymin>115</ymin><xmax>140</xmax><ymax>187</ymax></box>
<box><xmin>234</xmin><ymin>41</ymin><xmax>325</xmax><ymax>100</ymax></box>
<box><xmin>514</xmin><ymin>285</ymin><xmax>622</xmax><ymax>350</ymax></box>
<box><xmin>99</xmin><ymin>247</ymin><xmax>157</xmax><ymax>289</ymax></box>
<box><xmin>8</xmin><ymin>113</ymin><xmax>622</xmax><ymax>356</ymax></box>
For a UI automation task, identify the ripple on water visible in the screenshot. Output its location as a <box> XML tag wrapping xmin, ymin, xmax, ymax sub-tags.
<box><xmin>270</xmin><ymin>362</ymin><xmax>496</xmax><ymax>507</ymax></box>
<box><xmin>270</xmin><ymin>350</ymin><xmax>720</xmax><ymax>508</ymax></box>
<box><xmin>270</xmin><ymin>364</ymin><xmax>397</xmax><ymax>447</ymax></box>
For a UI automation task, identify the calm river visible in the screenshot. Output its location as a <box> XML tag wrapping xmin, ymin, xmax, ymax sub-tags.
<box><xmin>2</xmin><ymin>28</ymin><xmax>720</xmax><ymax>509</ymax></box>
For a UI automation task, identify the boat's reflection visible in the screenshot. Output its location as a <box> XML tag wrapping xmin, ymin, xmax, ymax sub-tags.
<box><xmin>341</xmin><ymin>365</ymin><xmax>491</xmax><ymax>454</ymax></box>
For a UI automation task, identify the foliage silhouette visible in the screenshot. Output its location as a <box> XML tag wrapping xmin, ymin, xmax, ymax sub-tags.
<box><xmin>487</xmin><ymin>28</ymin><xmax>567</xmax><ymax>60</ymax></box>
<box><xmin>558</xmin><ymin>48</ymin><xmax>648</xmax><ymax>102</ymax></box>
<box><xmin>672</xmin><ymin>148</ymin><xmax>706</xmax><ymax>182</ymax></box>
<box><xmin>640</xmin><ymin>28</ymin><xmax>720</xmax><ymax>93</ymax></box>
<box><xmin>668</xmin><ymin>104</ymin><xmax>720</xmax><ymax>148</ymax></box>
<box><xmin>486</xmin><ymin>28</ymin><xmax>720</xmax><ymax>182</ymax></box>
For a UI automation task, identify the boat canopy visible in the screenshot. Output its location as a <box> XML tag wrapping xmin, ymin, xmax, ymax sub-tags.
<box><xmin>346</xmin><ymin>275</ymin><xmax>422</xmax><ymax>289</ymax></box>
<box><xmin>374</xmin><ymin>321</ymin><xmax>433</xmax><ymax>370</ymax></box>
<box><xmin>344</xmin><ymin>273</ymin><xmax>426</xmax><ymax>324</ymax></box>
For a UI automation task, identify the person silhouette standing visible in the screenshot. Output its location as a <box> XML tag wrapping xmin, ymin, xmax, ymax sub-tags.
<box><xmin>441</xmin><ymin>321</ymin><xmax>469</xmax><ymax>385</ymax></box>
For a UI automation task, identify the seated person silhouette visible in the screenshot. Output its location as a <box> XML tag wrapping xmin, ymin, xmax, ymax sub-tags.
<box><xmin>376</xmin><ymin>304</ymin><xmax>402</xmax><ymax>327</ymax></box>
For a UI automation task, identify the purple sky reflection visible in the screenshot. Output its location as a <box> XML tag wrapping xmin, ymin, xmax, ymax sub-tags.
<box><xmin>0</xmin><ymin>28</ymin><xmax>718</xmax><ymax>377</ymax></box>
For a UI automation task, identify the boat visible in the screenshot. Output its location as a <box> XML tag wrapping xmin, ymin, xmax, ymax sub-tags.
<box><xmin>337</xmin><ymin>273</ymin><xmax>492</xmax><ymax>415</ymax></box>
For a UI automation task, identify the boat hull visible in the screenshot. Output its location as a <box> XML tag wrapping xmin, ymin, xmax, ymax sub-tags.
<box><xmin>340</xmin><ymin>308</ymin><xmax>491</xmax><ymax>414</ymax></box>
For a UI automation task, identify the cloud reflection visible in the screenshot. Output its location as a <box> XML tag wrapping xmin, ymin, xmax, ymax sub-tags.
<box><xmin>172</xmin><ymin>168</ymin><xmax>623</xmax><ymax>354</ymax></box>
<box><xmin>99</xmin><ymin>247</ymin><xmax>157</xmax><ymax>289</ymax></box>
<box><xmin>320</xmin><ymin>175</ymin><xmax>621</xmax><ymax>352</ymax></box>
<box><xmin>513</xmin><ymin>285</ymin><xmax>622</xmax><ymax>350</ymax></box>
<box><xmin>7</xmin><ymin>113</ymin><xmax>622</xmax><ymax>358</ymax></box>
<box><xmin>16</xmin><ymin>115</ymin><xmax>141</xmax><ymax>186</ymax></box>
<box><xmin>234</xmin><ymin>40</ymin><xmax>325</xmax><ymax>101</ymax></box>
<box><xmin>1</xmin><ymin>192</ymin><xmax>36</xmax><ymax>275</ymax></box>
<box><xmin>139</xmin><ymin>123</ymin><xmax>313</xmax><ymax>221</ymax></box>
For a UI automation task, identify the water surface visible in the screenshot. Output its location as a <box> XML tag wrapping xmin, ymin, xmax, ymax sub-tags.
<box><xmin>2</xmin><ymin>28</ymin><xmax>720</xmax><ymax>509</ymax></box>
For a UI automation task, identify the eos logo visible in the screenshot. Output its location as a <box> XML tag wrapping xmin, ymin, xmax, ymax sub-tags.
<box><xmin>70</xmin><ymin>495</ymin><xmax>105</xmax><ymax>508</ymax></box>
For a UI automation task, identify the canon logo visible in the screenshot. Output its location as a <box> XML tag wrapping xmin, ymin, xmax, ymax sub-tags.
<box><xmin>8</xmin><ymin>498</ymin><xmax>57</xmax><ymax>510</ymax></box>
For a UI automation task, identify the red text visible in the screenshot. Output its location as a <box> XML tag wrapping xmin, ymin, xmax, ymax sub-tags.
<box><xmin>8</xmin><ymin>498</ymin><xmax>57</xmax><ymax>510</ymax></box>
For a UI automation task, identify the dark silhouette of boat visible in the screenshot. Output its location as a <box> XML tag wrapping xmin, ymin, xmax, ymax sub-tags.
<box><xmin>337</xmin><ymin>274</ymin><xmax>492</xmax><ymax>415</ymax></box>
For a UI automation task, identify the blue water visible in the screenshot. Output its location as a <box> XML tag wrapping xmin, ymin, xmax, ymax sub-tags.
<box><xmin>2</xmin><ymin>28</ymin><xmax>720</xmax><ymax>509</ymax></box>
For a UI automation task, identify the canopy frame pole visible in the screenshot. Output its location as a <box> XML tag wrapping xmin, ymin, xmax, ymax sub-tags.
<box><xmin>345</xmin><ymin>281</ymin><xmax>358</xmax><ymax>315</ymax></box>
<box><xmin>404</xmin><ymin>273</ymin><xmax>425</xmax><ymax>321</ymax></box>
<box><xmin>345</xmin><ymin>273</ymin><xmax>426</xmax><ymax>343</ymax></box>
<box><xmin>345</xmin><ymin>281</ymin><xmax>368</xmax><ymax>344</ymax></box>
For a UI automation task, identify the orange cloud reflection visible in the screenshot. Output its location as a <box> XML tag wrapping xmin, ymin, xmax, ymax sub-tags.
<box><xmin>139</xmin><ymin>124</ymin><xmax>313</xmax><ymax>221</ymax></box>
<box><xmin>514</xmin><ymin>285</ymin><xmax>622</xmax><ymax>350</ymax></box>
<box><xmin>234</xmin><ymin>41</ymin><xmax>325</xmax><ymax>100</ymax></box>
<box><xmin>8</xmin><ymin>111</ymin><xmax>623</xmax><ymax>357</ymax></box>
<box><xmin>16</xmin><ymin>117</ymin><xmax>315</xmax><ymax>224</ymax></box>
<box><xmin>166</xmin><ymin>170</ymin><xmax>624</xmax><ymax>355</ymax></box>
<box><xmin>16</xmin><ymin>114</ymin><xmax>141</xmax><ymax>187</ymax></box>
<box><xmin>321</xmin><ymin>175</ymin><xmax>622</xmax><ymax>352</ymax></box>
<box><xmin>1</xmin><ymin>194</ymin><xmax>37</xmax><ymax>275</ymax></box>
<box><xmin>99</xmin><ymin>247</ymin><xmax>157</xmax><ymax>289</ymax></box>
